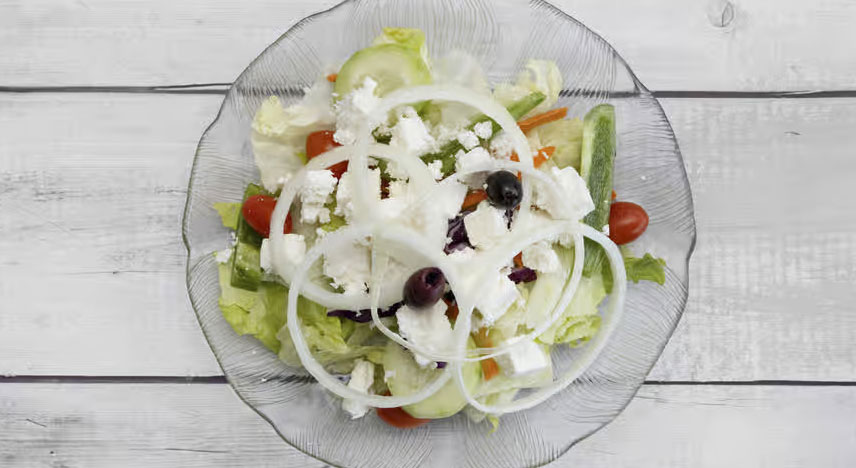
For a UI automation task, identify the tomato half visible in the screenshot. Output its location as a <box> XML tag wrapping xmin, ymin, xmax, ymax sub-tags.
<box><xmin>376</xmin><ymin>406</ymin><xmax>430</xmax><ymax>429</ymax></box>
<box><xmin>608</xmin><ymin>201</ymin><xmax>649</xmax><ymax>245</ymax></box>
<box><xmin>241</xmin><ymin>195</ymin><xmax>292</xmax><ymax>237</ymax></box>
<box><xmin>306</xmin><ymin>130</ymin><xmax>347</xmax><ymax>179</ymax></box>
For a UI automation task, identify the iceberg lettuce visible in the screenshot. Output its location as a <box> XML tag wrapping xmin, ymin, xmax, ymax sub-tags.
<box><xmin>494</xmin><ymin>59</ymin><xmax>563</xmax><ymax>117</ymax></box>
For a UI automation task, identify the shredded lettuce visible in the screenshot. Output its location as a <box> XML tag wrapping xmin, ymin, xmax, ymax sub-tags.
<box><xmin>538</xmin><ymin>274</ymin><xmax>605</xmax><ymax>345</ymax></box>
<box><xmin>217</xmin><ymin>262</ymin><xmax>288</xmax><ymax>353</ymax></box>
<box><xmin>494</xmin><ymin>59</ymin><xmax>563</xmax><ymax>117</ymax></box>
<box><xmin>603</xmin><ymin>249</ymin><xmax>668</xmax><ymax>292</ymax></box>
<box><xmin>213</xmin><ymin>202</ymin><xmax>241</xmax><ymax>230</ymax></box>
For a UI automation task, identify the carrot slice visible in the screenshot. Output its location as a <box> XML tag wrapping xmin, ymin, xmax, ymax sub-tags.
<box><xmin>481</xmin><ymin>358</ymin><xmax>500</xmax><ymax>381</ymax></box>
<box><xmin>533</xmin><ymin>146</ymin><xmax>555</xmax><ymax>168</ymax></box>
<box><xmin>326</xmin><ymin>73</ymin><xmax>338</xmax><ymax>82</ymax></box>
<box><xmin>461</xmin><ymin>189</ymin><xmax>488</xmax><ymax>210</ymax></box>
<box><xmin>517</xmin><ymin>107</ymin><xmax>568</xmax><ymax>134</ymax></box>
<box><xmin>611</xmin><ymin>190</ymin><xmax>617</xmax><ymax>201</ymax></box>
<box><xmin>513</xmin><ymin>252</ymin><xmax>523</xmax><ymax>269</ymax></box>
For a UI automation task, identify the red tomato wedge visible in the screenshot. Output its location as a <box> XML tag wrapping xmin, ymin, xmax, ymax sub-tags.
<box><xmin>608</xmin><ymin>201</ymin><xmax>649</xmax><ymax>245</ymax></box>
<box><xmin>306</xmin><ymin>130</ymin><xmax>347</xmax><ymax>179</ymax></box>
<box><xmin>241</xmin><ymin>195</ymin><xmax>292</xmax><ymax>237</ymax></box>
<box><xmin>376</xmin><ymin>406</ymin><xmax>430</xmax><ymax>429</ymax></box>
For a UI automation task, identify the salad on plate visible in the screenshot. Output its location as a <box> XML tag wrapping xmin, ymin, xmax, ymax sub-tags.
<box><xmin>213</xmin><ymin>27</ymin><xmax>666</xmax><ymax>429</ymax></box>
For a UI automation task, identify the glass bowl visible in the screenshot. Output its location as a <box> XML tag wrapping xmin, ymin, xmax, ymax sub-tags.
<box><xmin>182</xmin><ymin>0</ymin><xmax>696</xmax><ymax>466</ymax></box>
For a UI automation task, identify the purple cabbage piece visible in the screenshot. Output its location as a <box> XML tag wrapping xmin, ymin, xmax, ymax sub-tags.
<box><xmin>508</xmin><ymin>267</ymin><xmax>537</xmax><ymax>284</ymax></box>
<box><xmin>436</xmin><ymin>361</ymin><xmax>447</xmax><ymax>369</ymax></box>
<box><xmin>328</xmin><ymin>301</ymin><xmax>403</xmax><ymax>323</ymax></box>
<box><xmin>444</xmin><ymin>214</ymin><xmax>473</xmax><ymax>254</ymax></box>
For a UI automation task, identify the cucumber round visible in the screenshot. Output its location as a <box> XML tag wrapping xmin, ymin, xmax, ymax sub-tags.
<box><xmin>334</xmin><ymin>44</ymin><xmax>431</xmax><ymax>98</ymax></box>
<box><xmin>383</xmin><ymin>341</ymin><xmax>480</xmax><ymax>419</ymax></box>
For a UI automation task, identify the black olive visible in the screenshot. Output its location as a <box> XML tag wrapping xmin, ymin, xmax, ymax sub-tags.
<box><xmin>403</xmin><ymin>267</ymin><xmax>446</xmax><ymax>309</ymax></box>
<box><xmin>485</xmin><ymin>170</ymin><xmax>523</xmax><ymax>209</ymax></box>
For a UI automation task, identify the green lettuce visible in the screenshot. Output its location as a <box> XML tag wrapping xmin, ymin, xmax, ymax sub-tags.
<box><xmin>213</xmin><ymin>202</ymin><xmax>241</xmax><ymax>230</ymax></box>
<box><xmin>603</xmin><ymin>249</ymin><xmax>668</xmax><ymax>292</ymax></box>
<box><xmin>493</xmin><ymin>59</ymin><xmax>563</xmax><ymax>117</ymax></box>
<box><xmin>217</xmin><ymin>263</ymin><xmax>384</xmax><ymax>372</ymax></box>
<box><xmin>526</xmin><ymin>118</ymin><xmax>584</xmax><ymax>171</ymax></box>
<box><xmin>371</xmin><ymin>27</ymin><xmax>429</xmax><ymax>65</ymax></box>
<box><xmin>538</xmin><ymin>274</ymin><xmax>605</xmax><ymax>346</ymax></box>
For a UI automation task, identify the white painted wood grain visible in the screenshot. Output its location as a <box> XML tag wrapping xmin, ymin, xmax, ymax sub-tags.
<box><xmin>2</xmin><ymin>94</ymin><xmax>855</xmax><ymax>379</ymax></box>
<box><xmin>1</xmin><ymin>383</ymin><xmax>853</xmax><ymax>467</ymax></box>
<box><xmin>2</xmin><ymin>0</ymin><xmax>856</xmax><ymax>91</ymax></box>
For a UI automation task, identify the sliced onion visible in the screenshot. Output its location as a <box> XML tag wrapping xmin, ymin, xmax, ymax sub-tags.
<box><xmin>456</xmin><ymin>225</ymin><xmax>626</xmax><ymax>414</ymax></box>
<box><xmin>286</xmin><ymin>225</ymin><xmax>453</xmax><ymax>407</ymax></box>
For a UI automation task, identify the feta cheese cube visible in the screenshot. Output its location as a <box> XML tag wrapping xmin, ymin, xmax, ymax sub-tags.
<box><xmin>260</xmin><ymin>234</ymin><xmax>306</xmax><ymax>273</ymax></box>
<box><xmin>323</xmin><ymin>240</ymin><xmax>371</xmax><ymax>295</ymax></box>
<box><xmin>299</xmin><ymin>169</ymin><xmax>337</xmax><ymax>224</ymax></box>
<box><xmin>473</xmin><ymin>121</ymin><xmax>493</xmax><ymax>140</ymax></box>
<box><xmin>214</xmin><ymin>248</ymin><xmax>232</xmax><ymax>265</ymax></box>
<box><xmin>489</xmin><ymin>130</ymin><xmax>515</xmax><ymax>159</ymax></box>
<box><xmin>464</xmin><ymin>201</ymin><xmax>508</xmax><ymax>249</ymax></box>
<box><xmin>342</xmin><ymin>359</ymin><xmax>375</xmax><ymax>419</ymax></box>
<box><xmin>475</xmin><ymin>272</ymin><xmax>521</xmax><ymax>325</ymax></box>
<box><xmin>390</xmin><ymin>106</ymin><xmax>436</xmax><ymax>154</ymax></box>
<box><xmin>427</xmin><ymin>160</ymin><xmax>444</xmax><ymax>180</ymax></box>
<box><xmin>335</xmin><ymin>168</ymin><xmax>381</xmax><ymax>222</ymax></box>
<box><xmin>457</xmin><ymin>130</ymin><xmax>480</xmax><ymax>150</ymax></box>
<box><xmin>497</xmin><ymin>340</ymin><xmax>550</xmax><ymax>377</ymax></box>
<box><xmin>396</xmin><ymin>301</ymin><xmax>454</xmax><ymax>367</ymax></box>
<box><xmin>334</xmin><ymin>77</ymin><xmax>381</xmax><ymax>146</ymax></box>
<box><xmin>522</xmin><ymin>241</ymin><xmax>561</xmax><ymax>273</ymax></box>
<box><xmin>533</xmin><ymin>166</ymin><xmax>594</xmax><ymax>220</ymax></box>
<box><xmin>455</xmin><ymin>147</ymin><xmax>493</xmax><ymax>175</ymax></box>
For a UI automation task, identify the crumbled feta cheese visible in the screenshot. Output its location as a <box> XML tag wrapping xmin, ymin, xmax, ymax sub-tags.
<box><xmin>323</xmin><ymin>240</ymin><xmax>371</xmax><ymax>295</ymax></box>
<box><xmin>335</xmin><ymin>168</ymin><xmax>381</xmax><ymax>222</ymax></box>
<box><xmin>385</xmin><ymin>160</ymin><xmax>410</xmax><ymax>181</ymax></box>
<box><xmin>475</xmin><ymin>272</ymin><xmax>521</xmax><ymax>325</ymax></box>
<box><xmin>456</xmin><ymin>130</ymin><xmax>480</xmax><ymax>151</ymax></box>
<box><xmin>299</xmin><ymin>170</ymin><xmax>337</xmax><ymax>224</ymax></box>
<box><xmin>389</xmin><ymin>106</ymin><xmax>436</xmax><ymax>154</ymax></box>
<box><xmin>388</xmin><ymin>179</ymin><xmax>410</xmax><ymax>199</ymax></box>
<box><xmin>489</xmin><ymin>130</ymin><xmax>515</xmax><ymax>159</ymax></box>
<box><xmin>427</xmin><ymin>160</ymin><xmax>444</xmax><ymax>180</ymax></box>
<box><xmin>464</xmin><ymin>201</ymin><xmax>508</xmax><ymax>249</ymax></box>
<box><xmin>446</xmin><ymin>247</ymin><xmax>476</xmax><ymax>263</ymax></box>
<box><xmin>260</xmin><ymin>234</ymin><xmax>306</xmax><ymax>273</ymax></box>
<box><xmin>334</xmin><ymin>77</ymin><xmax>381</xmax><ymax>146</ymax></box>
<box><xmin>396</xmin><ymin>301</ymin><xmax>455</xmax><ymax>367</ymax></box>
<box><xmin>342</xmin><ymin>359</ymin><xmax>375</xmax><ymax>419</ymax></box>
<box><xmin>473</xmin><ymin>121</ymin><xmax>493</xmax><ymax>140</ymax></box>
<box><xmin>522</xmin><ymin>241</ymin><xmax>561</xmax><ymax>273</ymax></box>
<box><xmin>534</xmin><ymin>166</ymin><xmax>595</xmax><ymax>220</ymax></box>
<box><xmin>455</xmin><ymin>147</ymin><xmax>493</xmax><ymax>175</ymax></box>
<box><xmin>496</xmin><ymin>340</ymin><xmax>550</xmax><ymax>377</ymax></box>
<box><xmin>433</xmin><ymin>124</ymin><xmax>465</xmax><ymax>145</ymax></box>
<box><xmin>433</xmin><ymin>180</ymin><xmax>468</xmax><ymax>220</ymax></box>
<box><xmin>214</xmin><ymin>248</ymin><xmax>232</xmax><ymax>264</ymax></box>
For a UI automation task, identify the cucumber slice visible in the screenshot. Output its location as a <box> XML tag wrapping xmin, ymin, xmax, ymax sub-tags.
<box><xmin>334</xmin><ymin>44</ymin><xmax>431</xmax><ymax>98</ymax></box>
<box><xmin>230</xmin><ymin>242</ymin><xmax>262</xmax><ymax>291</ymax></box>
<box><xmin>229</xmin><ymin>183</ymin><xmax>267</xmax><ymax>291</ymax></box>
<box><xmin>383</xmin><ymin>341</ymin><xmax>481</xmax><ymax>419</ymax></box>
<box><xmin>579</xmin><ymin>104</ymin><xmax>616</xmax><ymax>276</ymax></box>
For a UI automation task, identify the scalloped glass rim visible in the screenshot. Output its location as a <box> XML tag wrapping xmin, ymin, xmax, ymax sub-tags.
<box><xmin>182</xmin><ymin>0</ymin><xmax>696</xmax><ymax>467</ymax></box>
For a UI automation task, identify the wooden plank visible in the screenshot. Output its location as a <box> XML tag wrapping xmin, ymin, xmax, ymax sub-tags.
<box><xmin>2</xmin><ymin>93</ymin><xmax>855</xmax><ymax>379</ymax></box>
<box><xmin>2</xmin><ymin>0</ymin><xmax>856</xmax><ymax>91</ymax></box>
<box><xmin>1</xmin><ymin>382</ymin><xmax>854</xmax><ymax>467</ymax></box>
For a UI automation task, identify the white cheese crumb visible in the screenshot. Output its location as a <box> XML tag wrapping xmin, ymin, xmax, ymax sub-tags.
<box><xmin>334</xmin><ymin>77</ymin><xmax>381</xmax><ymax>146</ymax></box>
<box><xmin>522</xmin><ymin>241</ymin><xmax>561</xmax><ymax>273</ymax></box>
<box><xmin>455</xmin><ymin>147</ymin><xmax>493</xmax><ymax>175</ymax></box>
<box><xmin>473</xmin><ymin>121</ymin><xmax>493</xmax><ymax>139</ymax></box>
<box><xmin>601</xmin><ymin>224</ymin><xmax>610</xmax><ymax>235</ymax></box>
<box><xmin>335</xmin><ymin>168</ymin><xmax>381</xmax><ymax>222</ymax></box>
<box><xmin>476</xmin><ymin>272</ymin><xmax>521</xmax><ymax>325</ymax></box>
<box><xmin>496</xmin><ymin>339</ymin><xmax>550</xmax><ymax>377</ymax></box>
<box><xmin>427</xmin><ymin>160</ymin><xmax>444</xmax><ymax>180</ymax></box>
<box><xmin>397</xmin><ymin>301</ymin><xmax>454</xmax><ymax>367</ymax></box>
<box><xmin>389</xmin><ymin>106</ymin><xmax>436</xmax><ymax>154</ymax></box>
<box><xmin>489</xmin><ymin>130</ymin><xmax>515</xmax><ymax>159</ymax></box>
<box><xmin>533</xmin><ymin>166</ymin><xmax>594</xmax><ymax>220</ymax></box>
<box><xmin>342</xmin><ymin>359</ymin><xmax>375</xmax><ymax>419</ymax></box>
<box><xmin>298</xmin><ymin>169</ymin><xmax>337</xmax><ymax>224</ymax></box>
<box><xmin>464</xmin><ymin>201</ymin><xmax>508</xmax><ymax>249</ymax></box>
<box><xmin>456</xmin><ymin>130</ymin><xmax>480</xmax><ymax>151</ymax></box>
<box><xmin>323</xmin><ymin>240</ymin><xmax>371</xmax><ymax>295</ymax></box>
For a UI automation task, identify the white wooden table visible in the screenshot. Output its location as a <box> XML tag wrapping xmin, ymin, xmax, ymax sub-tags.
<box><xmin>2</xmin><ymin>1</ymin><xmax>855</xmax><ymax>466</ymax></box>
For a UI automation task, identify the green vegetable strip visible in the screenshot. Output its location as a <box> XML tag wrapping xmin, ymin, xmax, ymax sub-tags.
<box><xmin>579</xmin><ymin>104</ymin><xmax>616</xmax><ymax>277</ymax></box>
<box><xmin>422</xmin><ymin>91</ymin><xmax>546</xmax><ymax>175</ymax></box>
<box><xmin>236</xmin><ymin>183</ymin><xmax>266</xmax><ymax>247</ymax></box>
<box><xmin>230</xmin><ymin>183</ymin><xmax>268</xmax><ymax>291</ymax></box>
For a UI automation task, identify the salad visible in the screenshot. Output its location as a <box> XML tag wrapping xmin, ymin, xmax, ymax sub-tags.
<box><xmin>213</xmin><ymin>28</ymin><xmax>665</xmax><ymax>429</ymax></box>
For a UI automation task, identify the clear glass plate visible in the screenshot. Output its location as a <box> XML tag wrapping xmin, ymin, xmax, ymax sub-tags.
<box><xmin>182</xmin><ymin>0</ymin><xmax>696</xmax><ymax>466</ymax></box>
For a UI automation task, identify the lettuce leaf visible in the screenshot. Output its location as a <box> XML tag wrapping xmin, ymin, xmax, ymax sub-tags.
<box><xmin>371</xmin><ymin>27</ymin><xmax>429</xmax><ymax>66</ymax></box>
<box><xmin>494</xmin><ymin>59</ymin><xmax>563</xmax><ymax>117</ymax></box>
<box><xmin>603</xmin><ymin>249</ymin><xmax>668</xmax><ymax>292</ymax></box>
<box><xmin>213</xmin><ymin>202</ymin><xmax>241</xmax><ymax>230</ymax></box>
<box><xmin>538</xmin><ymin>274</ymin><xmax>605</xmax><ymax>345</ymax></box>
<box><xmin>526</xmin><ymin>118</ymin><xmax>584</xmax><ymax>171</ymax></box>
<box><xmin>216</xmin><ymin>263</ymin><xmax>383</xmax><ymax>372</ymax></box>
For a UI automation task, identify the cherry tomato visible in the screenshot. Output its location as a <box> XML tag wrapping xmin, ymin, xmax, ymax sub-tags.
<box><xmin>377</xmin><ymin>406</ymin><xmax>430</xmax><ymax>429</ymax></box>
<box><xmin>608</xmin><ymin>201</ymin><xmax>649</xmax><ymax>245</ymax></box>
<box><xmin>306</xmin><ymin>130</ymin><xmax>347</xmax><ymax>179</ymax></box>
<box><xmin>241</xmin><ymin>195</ymin><xmax>292</xmax><ymax>237</ymax></box>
